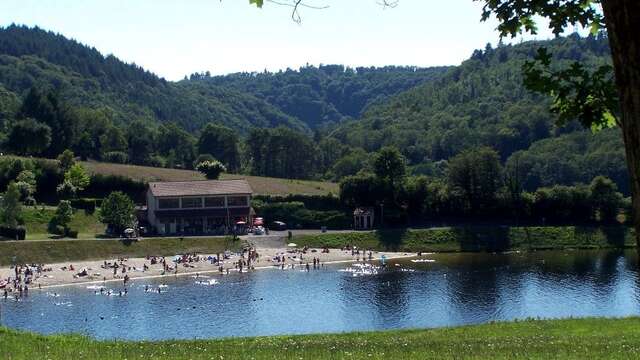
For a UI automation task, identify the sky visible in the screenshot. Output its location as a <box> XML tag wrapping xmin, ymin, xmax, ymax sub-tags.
<box><xmin>0</xmin><ymin>0</ymin><xmax>565</xmax><ymax>81</ymax></box>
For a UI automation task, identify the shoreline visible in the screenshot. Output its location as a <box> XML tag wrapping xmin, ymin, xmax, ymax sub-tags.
<box><xmin>33</xmin><ymin>253</ymin><xmax>417</xmax><ymax>290</ymax></box>
<box><xmin>0</xmin><ymin>247</ymin><xmax>416</xmax><ymax>291</ymax></box>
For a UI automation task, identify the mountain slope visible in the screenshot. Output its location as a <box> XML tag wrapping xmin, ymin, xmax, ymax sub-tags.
<box><xmin>0</xmin><ymin>25</ymin><xmax>305</xmax><ymax>133</ymax></box>
<box><xmin>326</xmin><ymin>34</ymin><xmax>628</xmax><ymax>192</ymax></box>
<box><xmin>332</xmin><ymin>34</ymin><xmax>613</xmax><ymax>162</ymax></box>
<box><xmin>193</xmin><ymin>64</ymin><xmax>450</xmax><ymax>128</ymax></box>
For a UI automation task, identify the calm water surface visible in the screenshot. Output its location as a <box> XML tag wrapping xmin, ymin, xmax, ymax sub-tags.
<box><xmin>1</xmin><ymin>250</ymin><xmax>639</xmax><ymax>340</ymax></box>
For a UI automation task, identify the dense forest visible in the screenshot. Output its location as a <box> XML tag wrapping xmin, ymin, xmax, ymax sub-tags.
<box><xmin>0</xmin><ymin>25</ymin><xmax>304</xmax><ymax>133</ymax></box>
<box><xmin>329</xmin><ymin>33</ymin><xmax>627</xmax><ymax>193</ymax></box>
<box><xmin>194</xmin><ymin>64</ymin><xmax>449</xmax><ymax>129</ymax></box>
<box><xmin>0</xmin><ymin>25</ymin><xmax>629</xmax><ymax>199</ymax></box>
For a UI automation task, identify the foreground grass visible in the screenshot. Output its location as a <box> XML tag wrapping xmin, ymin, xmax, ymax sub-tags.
<box><xmin>294</xmin><ymin>226</ymin><xmax>636</xmax><ymax>253</ymax></box>
<box><xmin>81</xmin><ymin>160</ymin><xmax>338</xmax><ymax>196</ymax></box>
<box><xmin>1</xmin><ymin>318</ymin><xmax>639</xmax><ymax>359</ymax></box>
<box><xmin>0</xmin><ymin>237</ymin><xmax>238</xmax><ymax>266</ymax></box>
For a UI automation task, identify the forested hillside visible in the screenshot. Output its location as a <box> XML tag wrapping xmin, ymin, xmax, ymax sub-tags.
<box><xmin>328</xmin><ymin>34</ymin><xmax>627</xmax><ymax>192</ymax></box>
<box><xmin>0</xmin><ymin>25</ymin><xmax>628</xmax><ymax>196</ymax></box>
<box><xmin>0</xmin><ymin>25</ymin><xmax>303</xmax><ymax>133</ymax></box>
<box><xmin>194</xmin><ymin>64</ymin><xmax>449</xmax><ymax>128</ymax></box>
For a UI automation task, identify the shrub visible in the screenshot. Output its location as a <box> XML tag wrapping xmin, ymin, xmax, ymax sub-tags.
<box><xmin>256</xmin><ymin>201</ymin><xmax>350</xmax><ymax>229</ymax></box>
<box><xmin>253</xmin><ymin>194</ymin><xmax>344</xmax><ymax>211</ymax></box>
<box><xmin>102</xmin><ymin>151</ymin><xmax>128</xmax><ymax>164</ymax></box>
<box><xmin>99</xmin><ymin>191</ymin><xmax>135</xmax><ymax>234</ymax></box>
<box><xmin>196</xmin><ymin>160</ymin><xmax>226</xmax><ymax>180</ymax></box>
<box><xmin>0</xmin><ymin>225</ymin><xmax>26</xmax><ymax>240</ymax></box>
<box><xmin>194</xmin><ymin>154</ymin><xmax>215</xmax><ymax>168</ymax></box>
<box><xmin>70</xmin><ymin>198</ymin><xmax>99</xmax><ymax>214</ymax></box>
<box><xmin>85</xmin><ymin>174</ymin><xmax>146</xmax><ymax>203</ymax></box>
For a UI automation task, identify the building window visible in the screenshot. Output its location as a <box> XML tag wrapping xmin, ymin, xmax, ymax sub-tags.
<box><xmin>227</xmin><ymin>196</ymin><xmax>247</xmax><ymax>207</ymax></box>
<box><xmin>205</xmin><ymin>197</ymin><xmax>225</xmax><ymax>208</ymax></box>
<box><xmin>158</xmin><ymin>198</ymin><xmax>180</xmax><ymax>209</ymax></box>
<box><xmin>181</xmin><ymin>197</ymin><xmax>202</xmax><ymax>208</ymax></box>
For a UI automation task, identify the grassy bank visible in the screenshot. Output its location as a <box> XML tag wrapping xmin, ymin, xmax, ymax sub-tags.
<box><xmin>294</xmin><ymin>226</ymin><xmax>637</xmax><ymax>253</ymax></box>
<box><xmin>0</xmin><ymin>237</ymin><xmax>238</xmax><ymax>266</ymax></box>
<box><xmin>1</xmin><ymin>317</ymin><xmax>639</xmax><ymax>359</ymax></box>
<box><xmin>22</xmin><ymin>207</ymin><xmax>104</xmax><ymax>240</ymax></box>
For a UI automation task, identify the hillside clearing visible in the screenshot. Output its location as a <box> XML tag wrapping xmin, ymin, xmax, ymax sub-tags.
<box><xmin>81</xmin><ymin>161</ymin><xmax>339</xmax><ymax>196</ymax></box>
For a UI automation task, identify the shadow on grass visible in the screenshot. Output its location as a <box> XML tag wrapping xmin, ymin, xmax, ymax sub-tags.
<box><xmin>454</xmin><ymin>226</ymin><xmax>511</xmax><ymax>252</ymax></box>
<box><xmin>601</xmin><ymin>226</ymin><xmax>629</xmax><ymax>247</ymax></box>
<box><xmin>376</xmin><ymin>228</ymin><xmax>408</xmax><ymax>252</ymax></box>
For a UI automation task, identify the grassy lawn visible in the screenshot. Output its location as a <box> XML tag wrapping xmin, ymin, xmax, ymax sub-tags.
<box><xmin>1</xmin><ymin>317</ymin><xmax>639</xmax><ymax>359</ymax></box>
<box><xmin>294</xmin><ymin>226</ymin><xmax>637</xmax><ymax>253</ymax></box>
<box><xmin>0</xmin><ymin>237</ymin><xmax>238</xmax><ymax>266</ymax></box>
<box><xmin>21</xmin><ymin>207</ymin><xmax>105</xmax><ymax>240</ymax></box>
<box><xmin>81</xmin><ymin>160</ymin><xmax>338</xmax><ymax>196</ymax></box>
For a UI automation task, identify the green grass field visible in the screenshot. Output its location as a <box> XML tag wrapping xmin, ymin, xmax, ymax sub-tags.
<box><xmin>81</xmin><ymin>160</ymin><xmax>338</xmax><ymax>196</ymax></box>
<box><xmin>293</xmin><ymin>226</ymin><xmax>637</xmax><ymax>253</ymax></box>
<box><xmin>21</xmin><ymin>207</ymin><xmax>105</xmax><ymax>240</ymax></box>
<box><xmin>1</xmin><ymin>317</ymin><xmax>639</xmax><ymax>359</ymax></box>
<box><xmin>0</xmin><ymin>237</ymin><xmax>238</xmax><ymax>266</ymax></box>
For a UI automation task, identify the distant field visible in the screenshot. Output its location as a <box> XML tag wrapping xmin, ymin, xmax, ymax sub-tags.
<box><xmin>81</xmin><ymin>161</ymin><xmax>338</xmax><ymax>196</ymax></box>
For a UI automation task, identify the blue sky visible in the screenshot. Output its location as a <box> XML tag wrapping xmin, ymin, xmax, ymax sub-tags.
<box><xmin>0</xmin><ymin>0</ymin><xmax>565</xmax><ymax>81</ymax></box>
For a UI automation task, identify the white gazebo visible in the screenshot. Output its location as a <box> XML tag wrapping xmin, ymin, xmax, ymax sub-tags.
<box><xmin>353</xmin><ymin>207</ymin><xmax>375</xmax><ymax>230</ymax></box>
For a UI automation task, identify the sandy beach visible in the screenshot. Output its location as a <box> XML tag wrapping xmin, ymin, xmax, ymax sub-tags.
<box><xmin>0</xmin><ymin>245</ymin><xmax>415</xmax><ymax>290</ymax></box>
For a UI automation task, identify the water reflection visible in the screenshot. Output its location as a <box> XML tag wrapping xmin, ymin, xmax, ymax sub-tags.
<box><xmin>1</xmin><ymin>250</ymin><xmax>639</xmax><ymax>340</ymax></box>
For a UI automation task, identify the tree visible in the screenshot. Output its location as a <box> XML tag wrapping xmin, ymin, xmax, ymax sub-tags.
<box><xmin>6</xmin><ymin>118</ymin><xmax>51</xmax><ymax>155</ymax></box>
<box><xmin>99</xmin><ymin>191</ymin><xmax>135</xmax><ymax>234</ymax></box>
<box><xmin>0</xmin><ymin>182</ymin><xmax>22</xmax><ymax>228</ymax></box>
<box><xmin>56</xmin><ymin>180</ymin><xmax>77</xmax><ymax>200</ymax></box>
<box><xmin>19</xmin><ymin>87</ymin><xmax>76</xmax><ymax>156</ymax></box>
<box><xmin>15</xmin><ymin>170</ymin><xmax>36</xmax><ymax>204</ymax></box>
<box><xmin>57</xmin><ymin>149</ymin><xmax>76</xmax><ymax>172</ymax></box>
<box><xmin>157</xmin><ymin>123</ymin><xmax>196</xmax><ymax>168</ymax></box>
<box><xmin>339</xmin><ymin>173</ymin><xmax>380</xmax><ymax>208</ymax></box>
<box><xmin>64</xmin><ymin>164</ymin><xmax>90</xmax><ymax>192</ymax></box>
<box><xmin>589</xmin><ymin>175</ymin><xmax>623</xmax><ymax>223</ymax></box>
<box><xmin>330</xmin><ymin>148</ymin><xmax>371</xmax><ymax>181</ymax></box>
<box><xmin>246</xmin><ymin>127</ymin><xmax>316</xmax><ymax>179</ymax></box>
<box><xmin>476</xmin><ymin>0</ymin><xmax>640</xmax><ymax>246</ymax></box>
<box><xmin>373</xmin><ymin>146</ymin><xmax>406</xmax><ymax>188</ymax></box>
<box><xmin>448</xmin><ymin>147</ymin><xmax>502</xmax><ymax>214</ymax></box>
<box><xmin>100</xmin><ymin>126</ymin><xmax>127</xmax><ymax>154</ymax></box>
<box><xmin>126</xmin><ymin>121</ymin><xmax>155</xmax><ymax>165</ymax></box>
<box><xmin>197</xmin><ymin>124</ymin><xmax>240</xmax><ymax>172</ymax></box>
<box><xmin>196</xmin><ymin>160</ymin><xmax>227</xmax><ymax>180</ymax></box>
<box><xmin>49</xmin><ymin>200</ymin><xmax>74</xmax><ymax>236</ymax></box>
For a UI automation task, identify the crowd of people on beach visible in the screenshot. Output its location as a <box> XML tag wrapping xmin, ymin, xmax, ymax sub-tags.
<box><xmin>1</xmin><ymin>244</ymin><xmax>391</xmax><ymax>306</ymax></box>
<box><xmin>1</xmin><ymin>263</ymin><xmax>54</xmax><ymax>300</ymax></box>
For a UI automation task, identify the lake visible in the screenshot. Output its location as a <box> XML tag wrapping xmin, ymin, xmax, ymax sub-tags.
<box><xmin>1</xmin><ymin>249</ymin><xmax>639</xmax><ymax>340</ymax></box>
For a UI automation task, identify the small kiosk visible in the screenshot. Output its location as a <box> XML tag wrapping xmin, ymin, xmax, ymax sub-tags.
<box><xmin>353</xmin><ymin>207</ymin><xmax>375</xmax><ymax>230</ymax></box>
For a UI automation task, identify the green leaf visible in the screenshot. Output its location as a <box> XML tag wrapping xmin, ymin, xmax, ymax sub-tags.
<box><xmin>250</xmin><ymin>0</ymin><xmax>264</xmax><ymax>8</ymax></box>
<box><xmin>591</xmin><ymin>111</ymin><xmax>617</xmax><ymax>132</ymax></box>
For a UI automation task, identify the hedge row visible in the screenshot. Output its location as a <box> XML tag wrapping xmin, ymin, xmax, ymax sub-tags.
<box><xmin>292</xmin><ymin>226</ymin><xmax>637</xmax><ymax>252</ymax></box>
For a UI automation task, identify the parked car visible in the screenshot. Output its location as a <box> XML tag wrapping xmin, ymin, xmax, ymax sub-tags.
<box><xmin>271</xmin><ymin>221</ymin><xmax>287</xmax><ymax>231</ymax></box>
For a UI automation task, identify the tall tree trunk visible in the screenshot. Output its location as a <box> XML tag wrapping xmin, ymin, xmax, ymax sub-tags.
<box><xmin>601</xmin><ymin>0</ymin><xmax>640</xmax><ymax>248</ymax></box>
